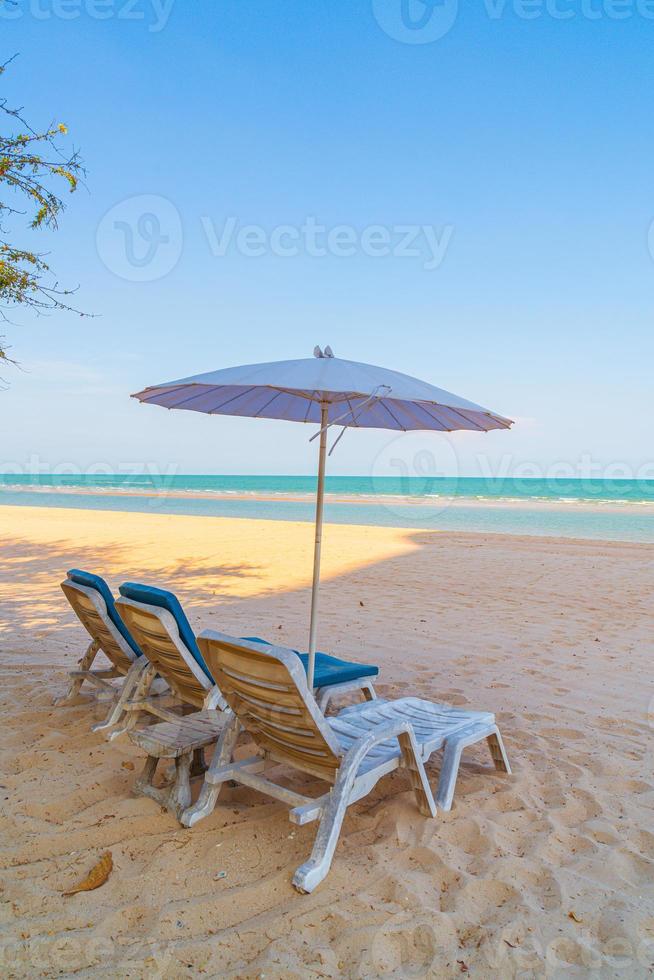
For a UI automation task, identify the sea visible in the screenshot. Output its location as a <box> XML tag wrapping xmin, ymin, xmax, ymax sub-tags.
<box><xmin>1</xmin><ymin>474</ymin><xmax>654</xmax><ymax>543</ymax></box>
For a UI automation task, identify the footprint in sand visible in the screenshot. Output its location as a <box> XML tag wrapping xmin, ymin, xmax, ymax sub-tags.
<box><xmin>486</xmin><ymin>790</ymin><xmax>529</xmax><ymax>814</ymax></box>
<box><xmin>553</xmin><ymin>788</ymin><xmax>603</xmax><ymax>827</ymax></box>
<box><xmin>609</xmin><ymin>777</ymin><xmax>652</xmax><ymax>796</ymax></box>
<box><xmin>586</xmin><ymin>820</ymin><xmax>621</xmax><ymax>847</ymax></box>
<box><xmin>441</xmin><ymin>877</ymin><xmax>521</xmax><ymax>920</ymax></box>
<box><xmin>540</xmin><ymin>726</ymin><xmax>586</xmax><ymax>741</ymax></box>
<box><xmin>628</xmin><ymin>829</ymin><xmax>654</xmax><ymax>859</ymax></box>
<box><xmin>438</xmin><ymin>817</ymin><xmax>492</xmax><ymax>857</ymax></box>
<box><xmin>363</xmin><ymin>911</ymin><xmax>458</xmax><ymax>978</ymax></box>
<box><xmin>609</xmin><ymin>848</ymin><xmax>654</xmax><ymax>887</ymax></box>
<box><xmin>490</xmin><ymin>859</ymin><xmax>563</xmax><ymax>912</ymax></box>
<box><xmin>539</xmin><ymin>828</ymin><xmax>597</xmax><ymax>864</ymax></box>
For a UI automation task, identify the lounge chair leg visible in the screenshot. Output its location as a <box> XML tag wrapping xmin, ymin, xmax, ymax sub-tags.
<box><xmin>362</xmin><ymin>682</ymin><xmax>376</xmax><ymax>701</ymax></box>
<box><xmin>133</xmin><ymin>752</ymin><xmax>193</xmax><ymax>821</ymax></box>
<box><xmin>436</xmin><ymin>738</ymin><xmax>465</xmax><ymax>813</ymax></box>
<box><xmin>181</xmin><ymin>776</ymin><xmax>225</xmax><ymax>828</ymax></box>
<box><xmin>92</xmin><ymin>657</ymin><xmax>148</xmax><ymax>733</ymax></box>
<box><xmin>181</xmin><ymin>716</ymin><xmax>241</xmax><ymax>828</ymax></box>
<box><xmin>436</xmin><ymin>724</ymin><xmax>511</xmax><ymax>812</ymax></box>
<box><xmin>167</xmin><ymin>753</ymin><xmax>193</xmax><ymax>820</ymax></box>
<box><xmin>190</xmin><ymin>747</ymin><xmax>207</xmax><ymax>778</ymax></box>
<box><xmin>292</xmin><ymin>766</ymin><xmax>358</xmax><ymax>893</ymax></box>
<box><xmin>135</xmin><ymin>754</ymin><xmax>159</xmax><ymax>794</ymax></box>
<box><xmin>398</xmin><ymin>731</ymin><xmax>437</xmax><ymax>818</ymax></box>
<box><xmin>53</xmin><ymin>639</ymin><xmax>100</xmax><ymax>705</ymax></box>
<box><xmin>487</xmin><ymin>728</ymin><xmax>511</xmax><ymax>774</ymax></box>
<box><xmin>106</xmin><ymin>664</ymin><xmax>157</xmax><ymax>741</ymax></box>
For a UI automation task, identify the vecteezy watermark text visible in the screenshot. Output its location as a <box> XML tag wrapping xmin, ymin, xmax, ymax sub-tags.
<box><xmin>0</xmin><ymin>0</ymin><xmax>175</xmax><ymax>32</ymax></box>
<box><xmin>372</xmin><ymin>0</ymin><xmax>654</xmax><ymax>45</ymax></box>
<box><xmin>201</xmin><ymin>216</ymin><xmax>454</xmax><ymax>270</ymax></box>
<box><xmin>95</xmin><ymin>194</ymin><xmax>455</xmax><ymax>281</ymax></box>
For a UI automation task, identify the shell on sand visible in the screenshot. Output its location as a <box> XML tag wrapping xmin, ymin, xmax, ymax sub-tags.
<box><xmin>63</xmin><ymin>852</ymin><xmax>113</xmax><ymax>896</ymax></box>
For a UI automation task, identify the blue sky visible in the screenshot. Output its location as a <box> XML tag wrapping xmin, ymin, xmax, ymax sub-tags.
<box><xmin>2</xmin><ymin>0</ymin><xmax>653</xmax><ymax>479</ymax></box>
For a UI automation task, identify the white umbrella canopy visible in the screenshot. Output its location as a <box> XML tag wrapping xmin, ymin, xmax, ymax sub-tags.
<box><xmin>132</xmin><ymin>347</ymin><xmax>513</xmax><ymax>686</ymax></box>
<box><xmin>134</xmin><ymin>347</ymin><xmax>512</xmax><ymax>432</ymax></box>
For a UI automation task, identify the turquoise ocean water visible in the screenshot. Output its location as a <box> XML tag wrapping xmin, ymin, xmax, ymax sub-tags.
<box><xmin>1</xmin><ymin>475</ymin><xmax>654</xmax><ymax>542</ymax></box>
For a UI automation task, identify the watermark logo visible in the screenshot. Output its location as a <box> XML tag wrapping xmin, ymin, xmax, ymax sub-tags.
<box><xmin>372</xmin><ymin>0</ymin><xmax>654</xmax><ymax>44</ymax></box>
<box><xmin>370</xmin><ymin>431</ymin><xmax>460</xmax><ymax>523</ymax></box>
<box><xmin>96</xmin><ymin>194</ymin><xmax>183</xmax><ymax>282</ymax></box>
<box><xmin>0</xmin><ymin>457</ymin><xmax>181</xmax><ymax>510</ymax></box>
<box><xmin>0</xmin><ymin>0</ymin><xmax>175</xmax><ymax>32</ymax></box>
<box><xmin>372</xmin><ymin>0</ymin><xmax>459</xmax><ymax>43</ymax></box>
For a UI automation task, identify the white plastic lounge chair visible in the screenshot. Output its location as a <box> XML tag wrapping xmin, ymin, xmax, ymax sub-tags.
<box><xmin>181</xmin><ymin>633</ymin><xmax>511</xmax><ymax>893</ymax></box>
<box><xmin>58</xmin><ymin>571</ymin><xmax>165</xmax><ymax>737</ymax></box>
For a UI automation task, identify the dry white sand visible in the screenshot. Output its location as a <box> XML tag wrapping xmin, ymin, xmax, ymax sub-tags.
<box><xmin>1</xmin><ymin>505</ymin><xmax>653</xmax><ymax>978</ymax></box>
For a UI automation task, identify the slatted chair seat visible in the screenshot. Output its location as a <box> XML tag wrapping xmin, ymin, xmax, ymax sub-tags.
<box><xmin>328</xmin><ymin>698</ymin><xmax>497</xmax><ymax>787</ymax></box>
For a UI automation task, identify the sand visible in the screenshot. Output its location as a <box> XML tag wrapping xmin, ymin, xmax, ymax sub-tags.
<box><xmin>1</xmin><ymin>505</ymin><xmax>653</xmax><ymax>978</ymax></box>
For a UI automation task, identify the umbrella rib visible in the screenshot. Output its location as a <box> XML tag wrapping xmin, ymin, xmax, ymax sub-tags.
<box><xmin>394</xmin><ymin>399</ymin><xmax>438</xmax><ymax>430</ymax></box>
<box><xmin>207</xmin><ymin>386</ymin><xmax>259</xmax><ymax>413</ymax></box>
<box><xmin>486</xmin><ymin>412</ymin><xmax>513</xmax><ymax>428</ymax></box>
<box><xmin>345</xmin><ymin>396</ymin><xmax>357</xmax><ymax>426</ymax></box>
<box><xmin>137</xmin><ymin>384</ymin><xmax>190</xmax><ymax>403</ymax></box>
<box><xmin>253</xmin><ymin>390</ymin><xmax>283</xmax><ymax>417</ymax></box>
<box><xmin>378</xmin><ymin>399</ymin><xmax>406</xmax><ymax>431</ymax></box>
<box><xmin>438</xmin><ymin>405</ymin><xmax>487</xmax><ymax>431</ymax></box>
<box><xmin>162</xmin><ymin>385</ymin><xmax>230</xmax><ymax>410</ymax></box>
<box><xmin>406</xmin><ymin>400</ymin><xmax>446</xmax><ymax>430</ymax></box>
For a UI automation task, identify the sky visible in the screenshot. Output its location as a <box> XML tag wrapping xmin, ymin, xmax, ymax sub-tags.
<box><xmin>2</xmin><ymin>0</ymin><xmax>654</xmax><ymax>481</ymax></box>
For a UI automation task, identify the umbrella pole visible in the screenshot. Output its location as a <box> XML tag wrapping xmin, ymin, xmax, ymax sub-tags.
<box><xmin>307</xmin><ymin>403</ymin><xmax>328</xmax><ymax>689</ymax></box>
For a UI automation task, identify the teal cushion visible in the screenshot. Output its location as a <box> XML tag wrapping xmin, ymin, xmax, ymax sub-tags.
<box><xmin>118</xmin><ymin>582</ymin><xmax>212</xmax><ymax>680</ymax></box>
<box><xmin>241</xmin><ymin>637</ymin><xmax>379</xmax><ymax>688</ymax></box>
<box><xmin>297</xmin><ymin>652</ymin><xmax>378</xmax><ymax>688</ymax></box>
<box><xmin>68</xmin><ymin>569</ymin><xmax>141</xmax><ymax>657</ymax></box>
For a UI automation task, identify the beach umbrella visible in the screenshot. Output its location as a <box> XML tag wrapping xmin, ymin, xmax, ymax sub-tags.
<box><xmin>132</xmin><ymin>347</ymin><xmax>513</xmax><ymax>687</ymax></box>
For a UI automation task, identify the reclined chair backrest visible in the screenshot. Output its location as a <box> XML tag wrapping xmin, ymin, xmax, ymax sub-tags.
<box><xmin>116</xmin><ymin>584</ymin><xmax>213</xmax><ymax>708</ymax></box>
<box><xmin>61</xmin><ymin>570</ymin><xmax>140</xmax><ymax>675</ymax></box>
<box><xmin>198</xmin><ymin>631</ymin><xmax>343</xmax><ymax>781</ymax></box>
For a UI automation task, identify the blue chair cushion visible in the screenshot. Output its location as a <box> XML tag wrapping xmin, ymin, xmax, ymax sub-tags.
<box><xmin>118</xmin><ymin>582</ymin><xmax>212</xmax><ymax>680</ymax></box>
<box><xmin>241</xmin><ymin>637</ymin><xmax>379</xmax><ymax>689</ymax></box>
<box><xmin>68</xmin><ymin>568</ymin><xmax>141</xmax><ymax>657</ymax></box>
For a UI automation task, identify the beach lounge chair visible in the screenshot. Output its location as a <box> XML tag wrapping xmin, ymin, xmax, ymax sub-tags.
<box><xmin>57</xmin><ymin>570</ymin><xmax>164</xmax><ymax>735</ymax></box>
<box><xmin>115</xmin><ymin>584</ymin><xmax>381</xmax><ymax>816</ymax></box>
<box><xmin>114</xmin><ymin>584</ymin><xmax>229</xmax><ymax>815</ymax></box>
<box><xmin>182</xmin><ymin>633</ymin><xmax>511</xmax><ymax>893</ymax></box>
<box><xmin>115</xmin><ymin>582</ymin><xmax>226</xmax><ymax>719</ymax></box>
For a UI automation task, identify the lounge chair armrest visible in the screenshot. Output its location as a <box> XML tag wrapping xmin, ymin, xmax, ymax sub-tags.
<box><xmin>293</xmin><ymin>718</ymin><xmax>436</xmax><ymax>894</ymax></box>
<box><xmin>339</xmin><ymin>718</ymin><xmax>423</xmax><ymax>776</ymax></box>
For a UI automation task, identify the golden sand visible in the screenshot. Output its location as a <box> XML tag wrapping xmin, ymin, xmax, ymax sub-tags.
<box><xmin>1</xmin><ymin>506</ymin><xmax>653</xmax><ymax>977</ymax></box>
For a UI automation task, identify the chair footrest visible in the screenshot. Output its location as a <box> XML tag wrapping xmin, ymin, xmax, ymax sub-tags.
<box><xmin>129</xmin><ymin>710</ymin><xmax>225</xmax><ymax>759</ymax></box>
